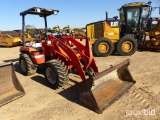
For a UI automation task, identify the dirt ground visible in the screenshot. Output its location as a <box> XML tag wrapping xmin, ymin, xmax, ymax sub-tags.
<box><xmin>0</xmin><ymin>46</ymin><xmax>160</xmax><ymax>120</ymax></box>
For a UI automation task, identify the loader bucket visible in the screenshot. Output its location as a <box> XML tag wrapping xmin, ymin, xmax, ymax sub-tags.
<box><xmin>0</xmin><ymin>62</ymin><xmax>25</xmax><ymax>107</ymax></box>
<box><xmin>79</xmin><ymin>59</ymin><xmax>135</xmax><ymax>114</ymax></box>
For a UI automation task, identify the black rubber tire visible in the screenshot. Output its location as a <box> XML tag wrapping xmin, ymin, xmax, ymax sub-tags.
<box><xmin>19</xmin><ymin>54</ymin><xmax>36</xmax><ymax>76</ymax></box>
<box><xmin>92</xmin><ymin>37</ymin><xmax>114</xmax><ymax>57</ymax></box>
<box><xmin>149</xmin><ymin>36</ymin><xmax>154</xmax><ymax>40</ymax></box>
<box><xmin>85</xmin><ymin>67</ymin><xmax>95</xmax><ymax>88</ymax></box>
<box><xmin>117</xmin><ymin>36</ymin><xmax>137</xmax><ymax>56</ymax></box>
<box><xmin>44</xmin><ymin>59</ymin><xmax>69</xmax><ymax>89</ymax></box>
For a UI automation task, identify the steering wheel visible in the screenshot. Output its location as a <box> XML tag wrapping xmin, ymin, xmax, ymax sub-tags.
<box><xmin>36</xmin><ymin>34</ymin><xmax>42</xmax><ymax>43</ymax></box>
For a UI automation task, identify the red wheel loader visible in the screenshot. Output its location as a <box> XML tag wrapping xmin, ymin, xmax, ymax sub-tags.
<box><xmin>19</xmin><ymin>7</ymin><xmax>136</xmax><ymax>113</ymax></box>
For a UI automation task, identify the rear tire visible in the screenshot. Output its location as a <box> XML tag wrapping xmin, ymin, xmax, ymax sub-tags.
<box><xmin>117</xmin><ymin>36</ymin><xmax>137</xmax><ymax>56</ymax></box>
<box><xmin>44</xmin><ymin>59</ymin><xmax>69</xmax><ymax>89</ymax></box>
<box><xmin>19</xmin><ymin>54</ymin><xmax>36</xmax><ymax>76</ymax></box>
<box><xmin>149</xmin><ymin>36</ymin><xmax>154</xmax><ymax>40</ymax></box>
<box><xmin>92</xmin><ymin>37</ymin><xmax>114</xmax><ymax>57</ymax></box>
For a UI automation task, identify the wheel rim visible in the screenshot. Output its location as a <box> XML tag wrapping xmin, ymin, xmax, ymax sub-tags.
<box><xmin>20</xmin><ymin>59</ymin><xmax>27</xmax><ymax>72</ymax></box>
<box><xmin>122</xmin><ymin>41</ymin><xmax>133</xmax><ymax>52</ymax></box>
<box><xmin>98</xmin><ymin>42</ymin><xmax>109</xmax><ymax>53</ymax></box>
<box><xmin>46</xmin><ymin>67</ymin><xmax>57</xmax><ymax>84</ymax></box>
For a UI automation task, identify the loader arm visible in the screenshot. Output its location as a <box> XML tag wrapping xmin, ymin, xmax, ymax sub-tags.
<box><xmin>60</xmin><ymin>36</ymin><xmax>98</xmax><ymax>72</ymax></box>
<box><xmin>48</xmin><ymin>35</ymin><xmax>98</xmax><ymax>82</ymax></box>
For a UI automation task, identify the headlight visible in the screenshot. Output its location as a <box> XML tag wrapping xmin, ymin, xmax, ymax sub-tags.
<box><xmin>36</xmin><ymin>8</ymin><xmax>41</xmax><ymax>12</ymax></box>
<box><xmin>47</xmin><ymin>40</ymin><xmax>51</xmax><ymax>44</ymax></box>
<box><xmin>53</xmin><ymin>11</ymin><xmax>58</xmax><ymax>15</ymax></box>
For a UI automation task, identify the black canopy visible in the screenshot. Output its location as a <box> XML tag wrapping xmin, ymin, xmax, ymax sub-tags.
<box><xmin>20</xmin><ymin>7</ymin><xmax>59</xmax><ymax>17</ymax></box>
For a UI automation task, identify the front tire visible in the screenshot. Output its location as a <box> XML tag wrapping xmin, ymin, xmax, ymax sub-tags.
<box><xmin>117</xmin><ymin>36</ymin><xmax>137</xmax><ymax>56</ymax></box>
<box><xmin>44</xmin><ymin>59</ymin><xmax>69</xmax><ymax>89</ymax></box>
<box><xmin>92</xmin><ymin>37</ymin><xmax>114</xmax><ymax>57</ymax></box>
<box><xmin>19</xmin><ymin>54</ymin><xmax>36</xmax><ymax>76</ymax></box>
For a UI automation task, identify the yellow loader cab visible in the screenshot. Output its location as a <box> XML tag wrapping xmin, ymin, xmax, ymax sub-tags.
<box><xmin>119</xmin><ymin>1</ymin><xmax>160</xmax><ymax>50</ymax></box>
<box><xmin>0</xmin><ymin>31</ymin><xmax>22</xmax><ymax>47</ymax></box>
<box><xmin>86</xmin><ymin>12</ymin><xmax>138</xmax><ymax>57</ymax></box>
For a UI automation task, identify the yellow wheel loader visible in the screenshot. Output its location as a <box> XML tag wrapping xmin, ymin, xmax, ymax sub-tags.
<box><xmin>73</xmin><ymin>28</ymin><xmax>86</xmax><ymax>38</ymax></box>
<box><xmin>0</xmin><ymin>31</ymin><xmax>22</xmax><ymax>47</ymax></box>
<box><xmin>86</xmin><ymin>1</ymin><xmax>160</xmax><ymax>57</ymax></box>
<box><xmin>0</xmin><ymin>62</ymin><xmax>25</xmax><ymax>106</ymax></box>
<box><xmin>60</xmin><ymin>25</ymin><xmax>86</xmax><ymax>39</ymax></box>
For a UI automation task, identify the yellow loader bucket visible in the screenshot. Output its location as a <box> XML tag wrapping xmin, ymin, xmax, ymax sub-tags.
<box><xmin>79</xmin><ymin>59</ymin><xmax>135</xmax><ymax>114</ymax></box>
<box><xmin>0</xmin><ymin>62</ymin><xmax>25</xmax><ymax>107</ymax></box>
